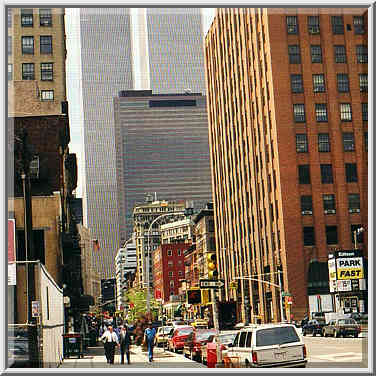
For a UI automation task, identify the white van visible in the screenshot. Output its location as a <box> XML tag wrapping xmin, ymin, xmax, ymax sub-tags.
<box><xmin>225</xmin><ymin>324</ymin><xmax>307</xmax><ymax>368</ymax></box>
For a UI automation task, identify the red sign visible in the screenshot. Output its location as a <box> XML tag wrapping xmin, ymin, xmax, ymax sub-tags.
<box><xmin>155</xmin><ymin>289</ymin><xmax>161</xmax><ymax>300</ymax></box>
<box><xmin>8</xmin><ymin>219</ymin><xmax>16</xmax><ymax>263</ymax></box>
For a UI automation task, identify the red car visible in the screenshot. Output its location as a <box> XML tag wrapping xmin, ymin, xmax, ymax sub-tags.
<box><xmin>183</xmin><ymin>329</ymin><xmax>218</xmax><ymax>361</ymax></box>
<box><xmin>167</xmin><ymin>326</ymin><xmax>193</xmax><ymax>353</ymax></box>
<box><xmin>201</xmin><ymin>331</ymin><xmax>237</xmax><ymax>367</ymax></box>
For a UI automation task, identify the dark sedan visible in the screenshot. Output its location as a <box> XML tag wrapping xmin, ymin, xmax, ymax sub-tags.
<box><xmin>302</xmin><ymin>319</ymin><xmax>326</xmax><ymax>337</ymax></box>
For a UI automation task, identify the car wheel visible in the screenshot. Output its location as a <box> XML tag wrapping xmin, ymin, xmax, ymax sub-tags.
<box><xmin>313</xmin><ymin>331</ymin><xmax>316</xmax><ymax>337</ymax></box>
<box><xmin>303</xmin><ymin>331</ymin><xmax>306</xmax><ymax>336</ymax></box>
<box><xmin>354</xmin><ymin>333</ymin><xmax>359</xmax><ymax>338</ymax></box>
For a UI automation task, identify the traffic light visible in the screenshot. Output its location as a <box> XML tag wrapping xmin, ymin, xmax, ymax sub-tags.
<box><xmin>207</xmin><ymin>252</ymin><xmax>218</xmax><ymax>279</ymax></box>
<box><xmin>187</xmin><ymin>288</ymin><xmax>201</xmax><ymax>305</ymax></box>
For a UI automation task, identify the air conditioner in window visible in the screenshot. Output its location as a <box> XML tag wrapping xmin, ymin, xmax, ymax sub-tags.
<box><xmin>324</xmin><ymin>209</ymin><xmax>336</xmax><ymax>214</ymax></box>
<box><xmin>309</xmin><ymin>27</ymin><xmax>320</xmax><ymax>34</ymax></box>
<box><xmin>349</xmin><ymin>208</ymin><xmax>360</xmax><ymax>213</ymax></box>
<box><xmin>302</xmin><ymin>210</ymin><xmax>313</xmax><ymax>215</ymax></box>
<box><xmin>288</xmin><ymin>26</ymin><xmax>296</xmax><ymax>33</ymax></box>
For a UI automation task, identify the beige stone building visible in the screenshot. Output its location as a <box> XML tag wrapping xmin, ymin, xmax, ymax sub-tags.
<box><xmin>160</xmin><ymin>219</ymin><xmax>193</xmax><ymax>245</ymax></box>
<box><xmin>8</xmin><ymin>7</ymin><xmax>67</xmax><ymax>117</ymax></box>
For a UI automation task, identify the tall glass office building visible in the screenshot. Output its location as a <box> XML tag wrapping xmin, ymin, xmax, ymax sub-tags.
<box><xmin>67</xmin><ymin>8</ymin><xmax>206</xmax><ymax>278</ymax></box>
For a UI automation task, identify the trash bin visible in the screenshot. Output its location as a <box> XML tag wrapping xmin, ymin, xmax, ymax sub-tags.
<box><xmin>62</xmin><ymin>333</ymin><xmax>84</xmax><ymax>359</ymax></box>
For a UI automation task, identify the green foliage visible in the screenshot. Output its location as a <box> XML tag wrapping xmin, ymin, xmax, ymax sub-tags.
<box><xmin>124</xmin><ymin>288</ymin><xmax>160</xmax><ymax>323</ymax></box>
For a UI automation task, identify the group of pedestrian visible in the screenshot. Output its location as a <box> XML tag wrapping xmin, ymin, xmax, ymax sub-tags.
<box><xmin>99</xmin><ymin>325</ymin><xmax>132</xmax><ymax>364</ymax></box>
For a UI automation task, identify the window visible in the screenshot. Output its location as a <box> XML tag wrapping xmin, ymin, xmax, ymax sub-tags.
<box><xmin>326</xmin><ymin>226</ymin><xmax>338</xmax><ymax>245</ymax></box>
<box><xmin>178</xmin><ymin>271</ymin><xmax>183</xmax><ymax>276</ymax></box>
<box><xmin>364</xmin><ymin>132</ymin><xmax>368</xmax><ymax>151</ymax></box>
<box><xmin>8</xmin><ymin>8</ymin><xmax>12</xmax><ymax>28</ymax></box>
<box><xmin>337</xmin><ymin>74</ymin><xmax>349</xmax><ymax>92</ymax></box>
<box><xmin>296</xmin><ymin>134</ymin><xmax>308</xmax><ymax>153</ymax></box>
<box><xmin>351</xmin><ymin>225</ymin><xmax>364</xmax><ymax>244</ymax></box>
<box><xmin>359</xmin><ymin>74</ymin><xmax>367</xmax><ymax>92</ymax></box>
<box><xmin>315</xmin><ymin>103</ymin><xmax>328</xmax><ymax>122</ymax></box>
<box><xmin>348</xmin><ymin>194</ymin><xmax>360</xmax><ymax>212</ymax></box>
<box><xmin>22</xmin><ymin>63</ymin><xmax>35</xmax><ymax>80</ymax></box>
<box><xmin>168</xmin><ymin>260</ymin><xmax>173</xmax><ymax>267</ymax></box>
<box><xmin>303</xmin><ymin>227</ymin><xmax>315</xmax><ymax>246</ymax></box>
<box><xmin>298</xmin><ymin>165</ymin><xmax>310</xmax><ymax>184</ymax></box>
<box><xmin>8</xmin><ymin>64</ymin><xmax>12</xmax><ymax>81</ymax></box>
<box><xmin>167</xmin><ymin>250</ymin><xmax>172</xmax><ymax>256</ymax></box>
<box><xmin>323</xmin><ymin>194</ymin><xmax>336</xmax><ymax>212</ymax></box>
<box><xmin>41</xmin><ymin>90</ymin><xmax>54</xmax><ymax>101</ymax></box>
<box><xmin>343</xmin><ymin>133</ymin><xmax>355</xmax><ymax>152</ymax></box>
<box><xmin>311</xmin><ymin>45</ymin><xmax>322</xmax><ymax>63</ymax></box>
<box><xmin>238</xmin><ymin>332</ymin><xmax>247</xmax><ymax>348</ymax></box>
<box><xmin>356</xmin><ymin>45</ymin><xmax>367</xmax><ymax>63</ymax></box>
<box><xmin>334</xmin><ymin>45</ymin><xmax>347</xmax><ymax>63</ymax></box>
<box><xmin>353</xmin><ymin>15</ymin><xmax>365</xmax><ymax>34</ymax></box>
<box><xmin>291</xmin><ymin>74</ymin><xmax>303</xmax><ymax>93</ymax></box>
<box><xmin>40</xmin><ymin>63</ymin><xmax>53</xmax><ymax>81</ymax></box>
<box><xmin>170</xmin><ymin>280</ymin><xmax>174</xmax><ymax>287</ymax></box>
<box><xmin>345</xmin><ymin>163</ymin><xmax>358</xmax><ymax>183</ymax></box>
<box><xmin>318</xmin><ymin>133</ymin><xmax>330</xmax><ymax>152</ymax></box>
<box><xmin>286</xmin><ymin>16</ymin><xmax>298</xmax><ymax>34</ymax></box>
<box><xmin>8</xmin><ymin>36</ymin><xmax>12</xmax><ymax>55</ymax></box>
<box><xmin>301</xmin><ymin>196</ymin><xmax>313</xmax><ymax>214</ymax></box>
<box><xmin>321</xmin><ymin>164</ymin><xmax>333</xmax><ymax>184</ymax></box>
<box><xmin>168</xmin><ymin>271</ymin><xmax>173</xmax><ymax>277</ymax></box>
<box><xmin>39</xmin><ymin>8</ymin><xmax>52</xmax><ymax>26</ymax></box>
<box><xmin>362</xmin><ymin>103</ymin><xmax>368</xmax><ymax>121</ymax></box>
<box><xmin>40</xmin><ymin>36</ymin><xmax>52</xmax><ymax>54</ymax></box>
<box><xmin>340</xmin><ymin>103</ymin><xmax>352</xmax><ymax>122</ymax></box>
<box><xmin>313</xmin><ymin>74</ymin><xmax>325</xmax><ymax>93</ymax></box>
<box><xmin>293</xmin><ymin>104</ymin><xmax>305</xmax><ymax>122</ymax></box>
<box><xmin>288</xmin><ymin>45</ymin><xmax>301</xmax><ymax>64</ymax></box>
<box><xmin>308</xmin><ymin>15</ymin><xmax>320</xmax><ymax>34</ymax></box>
<box><xmin>22</xmin><ymin>36</ymin><xmax>34</xmax><ymax>54</ymax></box>
<box><xmin>331</xmin><ymin>16</ymin><xmax>344</xmax><ymax>34</ymax></box>
<box><xmin>21</xmin><ymin>8</ymin><xmax>33</xmax><ymax>27</ymax></box>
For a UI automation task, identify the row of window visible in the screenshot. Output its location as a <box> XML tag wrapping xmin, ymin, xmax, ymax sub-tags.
<box><xmin>296</xmin><ymin>132</ymin><xmax>368</xmax><ymax>153</ymax></box>
<box><xmin>291</xmin><ymin>73</ymin><xmax>367</xmax><ymax>94</ymax></box>
<box><xmin>8</xmin><ymin>63</ymin><xmax>54</xmax><ymax>81</ymax></box>
<box><xmin>167</xmin><ymin>249</ymin><xmax>183</xmax><ymax>256</ymax></box>
<box><xmin>166</xmin><ymin>271</ymin><xmax>184</xmax><ymax>277</ymax></box>
<box><xmin>298</xmin><ymin>163</ymin><xmax>358</xmax><ymax>184</ymax></box>
<box><xmin>293</xmin><ymin>102</ymin><xmax>367</xmax><ymax>123</ymax></box>
<box><xmin>286</xmin><ymin>15</ymin><xmax>365</xmax><ymax>35</ymax></box>
<box><xmin>288</xmin><ymin>44</ymin><xmax>367</xmax><ymax>64</ymax></box>
<box><xmin>303</xmin><ymin>224</ymin><xmax>364</xmax><ymax>246</ymax></box>
<box><xmin>300</xmin><ymin>193</ymin><xmax>360</xmax><ymax>214</ymax></box>
<box><xmin>8</xmin><ymin>8</ymin><xmax>53</xmax><ymax>28</ymax></box>
<box><xmin>8</xmin><ymin>36</ymin><xmax>53</xmax><ymax>55</ymax></box>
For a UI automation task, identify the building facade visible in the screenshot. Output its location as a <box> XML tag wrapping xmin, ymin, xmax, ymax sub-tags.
<box><xmin>132</xmin><ymin>199</ymin><xmax>186</xmax><ymax>288</ymax></box>
<box><xmin>153</xmin><ymin>244</ymin><xmax>188</xmax><ymax>304</ymax></box>
<box><xmin>160</xmin><ymin>218</ymin><xmax>194</xmax><ymax>244</ymax></box>
<box><xmin>205</xmin><ymin>8</ymin><xmax>368</xmax><ymax>323</ymax></box>
<box><xmin>114</xmin><ymin>90</ymin><xmax>213</xmax><ymax>242</ymax></box>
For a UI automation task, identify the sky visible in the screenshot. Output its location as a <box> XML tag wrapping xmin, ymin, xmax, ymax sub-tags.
<box><xmin>65</xmin><ymin>7</ymin><xmax>216</xmax><ymax>198</ymax></box>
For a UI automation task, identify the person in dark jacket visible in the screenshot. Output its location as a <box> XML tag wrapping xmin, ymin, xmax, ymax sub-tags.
<box><xmin>119</xmin><ymin>325</ymin><xmax>132</xmax><ymax>364</ymax></box>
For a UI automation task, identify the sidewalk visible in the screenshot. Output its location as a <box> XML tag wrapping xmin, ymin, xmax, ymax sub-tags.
<box><xmin>59</xmin><ymin>345</ymin><xmax>206</xmax><ymax>368</ymax></box>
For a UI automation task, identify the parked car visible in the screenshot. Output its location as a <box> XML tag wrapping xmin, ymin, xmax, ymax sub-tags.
<box><xmin>155</xmin><ymin>326</ymin><xmax>173</xmax><ymax>347</ymax></box>
<box><xmin>201</xmin><ymin>330</ymin><xmax>238</xmax><ymax>367</ymax></box>
<box><xmin>183</xmin><ymin>328</ymin><xmax>217</xmax><ymax>360</ymax></box>
<box><xmin>167</xmin><ymin>326</ymin><xmax>194</xmax><ymax>353</ymax></box>
<box><xmin>302</xmin><ymin>319</ymin><xmax>326</xmax><ymax>337</ymax></box>
<box><xmin>323</xmin><ymin>318</ymin><xmax>361</xmax><ymax>338</ymax></box>
<box><xmin>225</xmin><ymin>324</ymin><xmax>307</xmax><ymax>368</ymax></box>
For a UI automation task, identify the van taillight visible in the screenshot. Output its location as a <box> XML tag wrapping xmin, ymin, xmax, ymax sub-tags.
<box><xmin>252</xmin><ymin>351</ymin><xmax>258</xmax><ymax>363</ymax></box>
<box><xmin>303</xmin><ymin>345</ymin><xmax>307</xmax><ymax>358</ymax></box>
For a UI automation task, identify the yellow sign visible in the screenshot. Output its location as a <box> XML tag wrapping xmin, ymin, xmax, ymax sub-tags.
<box><xmin>329</xmin><ymin>271</ymin><xmax>336</xmax><ymax>279</ymax></box>
<box><xmin>337</xmin><ymin>268</ymin><xmax>363</xmax><ymax>280</ymax></box>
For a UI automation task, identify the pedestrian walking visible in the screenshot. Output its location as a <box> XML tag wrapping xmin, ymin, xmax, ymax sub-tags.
<box><xmin>144</xmin><ymin>323</ymin><xmax>156</xmax><ymax>362</ymax></box>
<box><xmin>99</xmin><ymin>325</ymin><xmax>119</xmax><ymax>364</ymax></box>
<box><xmin>119</xmin><ymin>325</ymin><xmax>132</xmax><ymax>364</ymax></box>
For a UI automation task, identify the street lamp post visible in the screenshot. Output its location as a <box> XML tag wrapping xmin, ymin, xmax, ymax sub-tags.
<box><xmin>145</xmin><ymin>211</ymin><xmax>186</xmax><ymax>313</ymax></box>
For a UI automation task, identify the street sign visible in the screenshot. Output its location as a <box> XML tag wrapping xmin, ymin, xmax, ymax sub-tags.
<box><xmin>199</xmin><ymin>279</ymin><xmax>225</xmax><ymax>289</ymax></box>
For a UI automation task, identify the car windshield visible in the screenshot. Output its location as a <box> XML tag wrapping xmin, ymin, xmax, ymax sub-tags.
<box><xmin>196</xmin><ymin>330</ymin><xmax>217</xmax><ymax>341</ymax></box>
<box><xmin>338</xmin><ymin>319</ymin><xmax>356</xmax><ymax>325</ymax></box>
<box><xmin>219</xmin><ymin>333</ymin><xmax>237</xmax><ymax>344</ymax></box>
<box><xmin>177</xmin><ymin>328</ymin><xmax>193</xmax><ymax>335</ymax></box>
<box><xmin>256</xmin><ymin>327</ymin><xmax>300</xmax><ymax>347</ymax></box>
<box><xmin>161</xmin><ymin>327</ymin><xmax>173</xmax><ymax>334</ymax></box>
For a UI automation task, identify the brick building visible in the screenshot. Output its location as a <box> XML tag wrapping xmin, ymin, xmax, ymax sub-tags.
<box><xmin>153</xmin><ymin>244</ymin><xmax>189</xmax><ymax>304</ymax></box>
<box><xmin>205</xmin><ymin>8</ymin><xmax>368</xmax><ymax>323</ymax></box>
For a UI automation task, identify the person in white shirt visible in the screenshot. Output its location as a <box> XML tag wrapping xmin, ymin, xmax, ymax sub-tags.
<box><xmin>100</xmin><ymin>325</ymin><xmax>119</xmax><ymax>364</ymax></box>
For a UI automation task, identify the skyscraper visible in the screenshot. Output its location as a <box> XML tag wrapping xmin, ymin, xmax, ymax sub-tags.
<box><xmin>68</xmin><ymin>8</ymin><xmax>207</xmax><ymax>278</ymax></box>
<box><xmin>67</xmin><ymin>8</ymin><xmax>134</xmax><ymax>278</ymax></box>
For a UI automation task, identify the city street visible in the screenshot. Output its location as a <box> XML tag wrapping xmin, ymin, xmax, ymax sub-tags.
<box><xmin>59</xmin><ymin>335</ymin><xmax>368</xmax><ymax>369</ymax></box>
